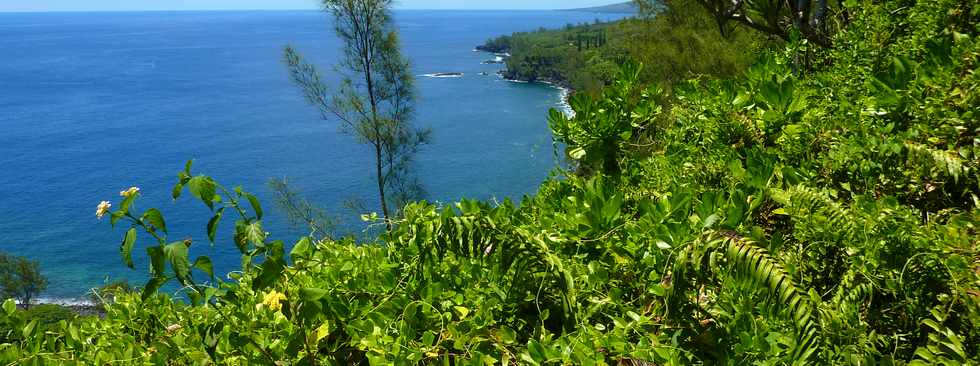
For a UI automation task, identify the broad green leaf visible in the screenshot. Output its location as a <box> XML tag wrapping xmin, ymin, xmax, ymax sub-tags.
<box><xmin>290</xmin><ymin>236</ymin><xmax>312</xmax><ymax>262</ymax></box>
<box><xmin>649</xmin><ymin>284</ymin><xmax>666</xmax><ymax>296</ymax></box>
<box><xmin>142</xmin><ymin>208</ymin><xmax>167</xmax><ymax>234</ymax></box>
<box><xmin>164</xmin><ymin>241</ymin><xmax>192</xmax><ymax>285</ymax></box>
<box><xmin>453</xmin><ymin>306</ymin><xmax>470</xmax><ymax>319</ymax></box>
<box><xmin>147</xmin><ymin>246</ymin><xmax>165</xmax><ymax>276</ymax></box>
<box><xmin>142</xmin><ymin>276</ymin><xmax>167</xmax><ymax>301</ymax></box>
<box><xmin>315</xmin><ymin>322</ymin><xmax>331</xmax><ymax>343</ymax></box>
<box><xmin>701</xmin><ymin>213</ymin><xmax>721</xmax><ymax>229</ymax></box>
<box><xmin>67</xmin><ymin>324</ymin><xmax>79</xmax><ymax>342</ymax></box>
<box><xmin>233</xmin><ymin>220</ymin><xmax>248</xmax><ymax>253</ymax></box>
<box><xmin>725</xmin><ymin>201</ymin><xmax>746</xmax><ymax>228</ymax></box>
<box><xmin>110</xmin><ymin>211</ymin><xmax>125</xmax><ymax>227</ymax></box>
<box><xmin>207</xmin><ymin>208</ymin><xmax>225</xmax><ymax>244</ymax></box>
<box><xmin>253</xmin><ymin>257</ymin><xmax>284</xmax><ymax>290</ymax></box>
<box><xmin>245</xmin><ymin>193</ymin><xmax>263</xmax><ymax>220</ymax></box>
<box><xmin>172</xmin><ymin>183</ymin><xmax>184</xmax><ymax>200</ymax></box>
<box><xmin>22</xmin><ymin>319</ymin><xmax>38</xmax><ymax>338</ymax></box>
<box><xmin>120</xmin><ymin>228</ymin><xmax>137</xmax><ymax>269</ymax></box>
<box><xmin>187</xmin><ymin>176</ymin><xmax>216</xmax><ymax>210</ymax></box>
<box><xmin>300</xmin><ymin>288</ymin><xmax>328</xmax><ymax>301</ymax></box>
<box><xmin>117</xmin><ymin>193</ymin><xmax>137</xmax><ymax>216</ymax></box>
<box><xmin>193</xmin><ymin>256</ymin><xmax>214</xmax><ymax>279</ymax></box>
<box><xmin>526</xmin><ymin>341</ymin><xmax>548</xmax><ymax>364</ymax></box>
<box><xmin>497</xmin><ymin>326</ymin><xmax>517</xmax><ymax>344</ymax></box>
<box><xmin>728</xmin><ymin>160</ymin><xmax>746</xmax><ymax>179</ymax></box>
<box><xmin>188</xmin><ymin>291</ymin><xmax>204</xmax><ymax>306</ymax></box>
<box><xmin>245</xmin><ymin>221</ymin><xmax>266</xmax><ymax>245</ymax></box>
<box><xmin>2</xmin><ymin>299</ymin><xmax>15</xmax><ymax>315</ymax></box>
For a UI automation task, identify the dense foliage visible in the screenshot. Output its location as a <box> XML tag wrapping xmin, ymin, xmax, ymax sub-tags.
<box><xmin>1</xmin><ymin>0</ymin><xmax>978</xmax><ymax>364</ymax></box>
<box><xmin>480</xmin><ymin>0</ymin><xmax>769</xmax><ymax>93</ymax></box>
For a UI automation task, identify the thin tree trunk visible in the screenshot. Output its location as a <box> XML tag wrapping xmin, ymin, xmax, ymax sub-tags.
<box><xmin>357</xmin><ymin>6</ymin><xmax>393</xmax><ymax>233</ymax></box>
<box><xmin>364</xmin><ymin>63</ymin><xmax>392</xmax><ymax>231</ymax></box>
<box><xmin>375</xmin><ymin>142</ymin><xmax>392</xmax><ymax>232</ymax></box>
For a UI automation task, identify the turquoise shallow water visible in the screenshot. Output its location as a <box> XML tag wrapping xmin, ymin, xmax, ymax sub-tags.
<box><xmin>0</xmin><ymin>10</ymin><xmax>625</xmax><ymax>300</ymax></box>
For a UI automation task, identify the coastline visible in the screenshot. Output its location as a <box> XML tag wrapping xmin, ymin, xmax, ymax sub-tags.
<box><xmin>536</xmin><ymin>79</ymin><xmax>575</xmax><ymax>118</ymax></box>
<box><xmin>478</xmin><ymin>45</ymin><xmax>575</xmax><ymax>117</ymax></box>
<box><xmin>497</xmin><ymin>71</ymin><xmax>575</xmax><ymax>118</ymax></box>
<box><xmin>479</xmin><ymin>43</ymin><xmax>574</xmax><ymax>118</ymax></box>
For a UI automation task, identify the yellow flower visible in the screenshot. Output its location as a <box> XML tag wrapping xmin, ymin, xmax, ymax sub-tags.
<box><xmin>257</xmin><ymin>290</ymin><xmax>287</xmax><ymax>312</ymax></box>
<box><xmin>96</xmin><ymin>201</ymin><xmax>112</xmax><ymax>219</ymax></box>
<box><xmin>120</xmin><ymin>187</ymin><xmax>140</xmax><ymax>198</ymax></box>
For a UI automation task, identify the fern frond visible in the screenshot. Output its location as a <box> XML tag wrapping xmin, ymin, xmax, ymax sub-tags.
<box><xmin>906</xmin><ymin>142</ymin><xmax>970</xmax><ymax>184</ymax></box>
<box><xmin>397</xmin><ymin>201</ymin><xmax>555</xmax><ymax>292</ymax></box>
<box><xmin>716</xmin><ymin>232</ymin><xmax>821</xmax><ymax>362</ymax></box>
<box><xmin>675</xmin><ymin>231</ymin><xmax>821</xmax><ymax>362</ymax></box>
<box><xmin>909</xmin><ymin>308</ymin><xmax>970</xmax><ymax>365</ymax></box>
<box><xmin>828</xmin><ymin>279</ymin><xmax>873</xmax><ymax>313</ymax></box>
<box><xmin>772</xmin><ymin>185</ymin><xmax>857</xmax><ymax>240</ymax></box>
<box><xmin>817</xmin><ymin>270</ymin><xmax>874</xmax><ymax>332</ymax></box>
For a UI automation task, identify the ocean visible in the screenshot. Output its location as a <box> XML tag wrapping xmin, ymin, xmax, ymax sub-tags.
<box><xmin>0</xmin><ymin>10</ymin><xmax>626</xmax><ymax>301</ymax></box>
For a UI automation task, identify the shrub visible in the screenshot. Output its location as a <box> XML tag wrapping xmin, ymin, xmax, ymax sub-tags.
<box><xmin>23</xmin><ymin>304</ymin><xmax>76</xmax><ymax>329</ymax></box>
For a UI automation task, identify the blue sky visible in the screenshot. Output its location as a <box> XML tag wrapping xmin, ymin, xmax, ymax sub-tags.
<box><xmin>0</xmin><ymin>0</ymin><xmax>619</xmax><ymax>12</ymax></box>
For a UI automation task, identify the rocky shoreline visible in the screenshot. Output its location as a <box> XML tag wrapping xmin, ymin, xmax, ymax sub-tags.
<box><xmin>495</xmin><ymin>70</ymin><xmax>575</xmax><ymax>117</ymax></box>
<box><xmin>476</xmin><ymin>44</ymin><xmax>576</xmax><ymax>117</ymax></box>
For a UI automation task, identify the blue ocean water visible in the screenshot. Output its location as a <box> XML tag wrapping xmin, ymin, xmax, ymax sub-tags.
<box><xmin>0</xmin><ymin>10</ymin><xmax>625</xmax><ymax>300</ymax></box>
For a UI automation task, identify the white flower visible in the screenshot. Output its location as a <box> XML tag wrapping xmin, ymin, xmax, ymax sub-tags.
<box><xmin>119</xmin><ymin>187</ymin><xmax>140</xmax><ymax>198</ymax></box>
<box><xmin>96</xmin><ymin>201</ymin><xmax>112</xmax><ymax>219</ymax></box>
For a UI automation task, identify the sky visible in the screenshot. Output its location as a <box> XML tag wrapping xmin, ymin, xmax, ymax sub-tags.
<box><xmin>0</xmin><ymin>0</ymin><xmax>619</xmax><ymax>12</ymax></box>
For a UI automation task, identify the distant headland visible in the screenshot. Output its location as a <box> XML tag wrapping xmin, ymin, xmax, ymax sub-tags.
<box><xmin>558</xmin><ymin>2</ymin><xmax>639</xmax><ymax>14</ymax></box>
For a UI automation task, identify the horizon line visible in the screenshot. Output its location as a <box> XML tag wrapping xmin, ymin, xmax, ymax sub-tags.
<box><xmin>0</xmin><ymin>8</ymin><xmax>589</xmax><ymax>14</ymax></box>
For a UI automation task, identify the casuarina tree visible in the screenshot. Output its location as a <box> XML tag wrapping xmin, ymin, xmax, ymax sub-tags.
<box><xmin>284</xmin><ymin>0</ymin><xmax>430</xmax><ymax>233</ymax></box>
<box><xmin>0</xmin><ymin>252</ymin><xmax>47</xmax><ymax>309</ymax></box>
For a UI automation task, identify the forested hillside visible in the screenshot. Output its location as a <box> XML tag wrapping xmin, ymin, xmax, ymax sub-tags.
<box><xmin>1</xmin><ymin>0</ymin><xmax>978</xmax><ymax>364</ymax></box>
<box><xmin>560</xmin><ymin>2</ymin><xmax>639</xmax><ymax>14</ymax></box>
<box><xmin>480</xmin><ymin>0</ymin><xmax>766</xmax><ymax>93</ymax></box>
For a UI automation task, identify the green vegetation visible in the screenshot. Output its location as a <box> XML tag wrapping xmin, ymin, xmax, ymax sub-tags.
<box><xmin>21</xmin><ymin>305</ymin><xmax>76</xmax><ymax>329</ymax></box>
<box><xmin>1</xmin><ymin>0</ymin><xmax>978</xmax><ymax>364</ymax></box>
<box><xmin>679</xmin><ymin>0</ymin><xmax>837</xmax><ymax>47</ymax></box>
<box><xmin>480</xmin><ymin>0</ymin><xmax>769</xmax><ymax>93</ymax></box>
<box><xmin>0</xmin><ymin>251</ymin><xmax>47</xmax><ymax>308</ymax></box>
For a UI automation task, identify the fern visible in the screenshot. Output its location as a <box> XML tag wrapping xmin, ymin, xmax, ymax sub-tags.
<box><xmin>826</xmin><ymin>272</ymin><xmax>874</xmax><ymax>315</ymax></box>
<box><xmin>676</xmin><ymin>231</ymin><xmax>821</xmax><ymax>362</ymax></box>
<box><xmin>772</xmin><ymin>185</ymin><xmax>857</xmax><ymax>240</ymax></box>
<box><xmin>909</xmin><ymin>308</ymin><xmax>970</xmax><ymax>365</ymax></box>
<box><xmin>395</xmin><ymin>201</ymin><xmax>569</xmax><ymax>314</ymax></box>
<box><xmin>398</xmin><ymin>201</ymin><xmax>549</xmax><ymax>281</ymax></box>
<box><xmin>906</xmin><ymin>143</ymin><xmax>970</xmax><ymax>184</ymax></box>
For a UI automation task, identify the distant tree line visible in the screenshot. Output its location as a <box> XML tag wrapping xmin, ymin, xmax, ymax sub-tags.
<box><xmin>478</xmin><ymin>0</ymin><xmax>773</xmax><ymax>93</ymax></box>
